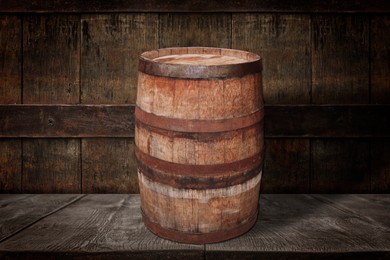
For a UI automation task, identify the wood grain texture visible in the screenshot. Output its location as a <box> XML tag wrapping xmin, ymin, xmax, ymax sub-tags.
<box><xmin>0</xmin><ymin>16</ymin><xmax>21</xmax><ymax>194</ymax></box>
<box><xmin>23</xmin><ymin>15</ymin><xmax>80</xmax><ymax>104</ymax></box>
<box><xmin>0</xmin><ymin>194</ymin><xmax>203</xmax><ymax>259</ymax></box>
<box><xmin>81</xmin><ymin>13</ymin><xmax>158</xmax><ymax>104</ymax></box>
<box><xmin>0</xmin><ymin>194</ymin><xmax>83</xmax><ymax>242</ymax></box>
<box><xmin>232</xmin><ymin>14</ymin><xmax>310</xmax><ymax>104</ymax></box>
<box><xmin>22</xmin><ymin>139</ymin><xmax>81</xmax><ymax>193</ymax></box>
<box><xmin>206</xmin><ymin>194</ymin><xmax>390</xmax><ymax>258</ymax></box>
<box><xmin>159</xmin><ymin>13</ymin><xmax>231</xmax><ymax>48</ymax></box>
<box><xmin>371</xmin><ymin>16</ymin><xmax>390</xmax><ymax>104</ymax></box>
<box><xmin>21</xmin><ymin>15</ymin><xmax>81</xmax><ymax>194</ymax></box>
<box><xmin>371</xmin><ymin>139</ymin><xmax>390</xmax><ymax>193</ymax></box>
<box><xmin>262</xmin><ymin>139</ymin><xmax>310</xmax><ymax>193</ymax></box>
<box><xmin>312</xmin><ymin>15</ymin><xmax>369</xmax><ymax>104</ymax></box>
<box><xmin>0</xmin><ymin>15</ymin><xmax>21</xmax><ymax>104</ymax></box>
<box><xmin>264</xmin><ymin>105</ymin><xmax>390</xmax><ymax>138</ymax></box>
<box><xmin>1</xmin><ymin>0</ymin><xmax>390</xmax><ymax>13</ymax></box>
<box><xmin>82</xmin><ymin>139</ymin><xmax>138</xmax><ymax>193</ymax></box>
<box><xmin>311</xmin><ymin>139</ymin><xmax>370</xmax><ymax>193</ymax></box>
<box><xmin>1</xmin><ymin>104</ymin><xmax>389</xmax><ymax>138</ymax></box>
<box><xmin>0</xmin><ymin>105</ymin><xmax>135</xmax><ymax>138</ymax></box>
<box><xmin>0</xmin><ymin>139</ymin><xmax>21</xmax><ymax>193</ymax></box>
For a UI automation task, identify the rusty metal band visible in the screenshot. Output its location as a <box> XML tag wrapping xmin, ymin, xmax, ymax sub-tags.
<box><xmin>136</xmin><ymin>118</ymin><xmax>263</xmax><ymax>141</ymax></box>
<box><xmin>135</xmin><ymin>106</ymin><xmax>264</xmax><ymax>133</ymax></box>
<box><xmin>137</xmin><ymin>157</ymin><xmax>262</xmax><ymax>189</ymax></box>
<box><xmin>141</xmin><ymin>208</ymin><xmax>258</xmax><ymax>244</ymax></box>
<box><xmin>138</xmin><ymin>57</ymin><xmax>262</xmax><ymax>79</ymax></box>
<box><xmin>135</xmin><ymin>146</ymin><xmax>263</xmax><ymax>177</ymax></box>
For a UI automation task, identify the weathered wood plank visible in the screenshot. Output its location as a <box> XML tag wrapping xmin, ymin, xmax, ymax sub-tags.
<box><xmin>23</xmin><ymin>15</ymin><xmax>80</xmax><ymax>104</ymax></box>
<box><xmin>312</xmin><ymin>15</ymin><xmax>369</xmax><ymax>104</ymax></box>
<box><xmin>0</xmin><ymin>194</ymin><xmax>203</xmax><ymax>259</ymax></box>
<box><xmin>159</xmin><ymin>13</ymin><xmax>231</xmax><ymax>48</ymax></box>
<box><xmin>264</xmin><ymin>105</ymin><xmax>390</xmax><ymax>138</ymax></box>
<box><xmin>1</xmin><ymin>105</ymin><xmax>389</xmax><ymax>138</ymax></box>
<box><xmin>82</xmin><ymin>139</ymin><xmax>138</xmax><ymax>193</ymax></box>
<box><xmin>80</xmin><ymin>14</ymin><xmax>156</xmax><ymax>194</ymax></box>
<box><xmin>312</xmin><ymin>194</ymin><xmax>390</xmax><ymax>228</ymax></box>
<box><xmin>1</xmin><ymin>0</ymin><xmax>390</xmax><ymax>13</ymax></box>
<box><xmin>0</xmin><ymin>139</ymin><xmax>21</xmax><ymax>193</ymax></box>
<box><xmin>371</xmin><ymin>139</ymin><xmax>390</xmax><ymax>193</ymax></box>
<box><xmin>22</xmin><ymin>139</ymin><xmax>81</xmax><ymax>193</ymax></box>
<box><xmin>0</xmin><ymin>105</ymin><xmax>135</xmax><ymax>138</ymax></box>
<box><xmin>371</xmin><ymin>16</ymin><xmax>390</xmax><ymax>104</ymax></box>
<box><xmin>206</xmin><ymin>194</ymin><xmax>390</xmax><ymax>259</ymax></box>
<box><xmin>0</xmin><ymin>16</ymin><xmax>22</xmax><ymax>194</ymax></box>
<box><xmin>311</xmin><ymin>139</ymin><xmax>370</xmax><ymax>193</ymax></box>
<box><xmin>232</xmin><ymin>14</ymin><xmax>310</xmax><ymax>104</ymax></box>
<box><xmin>262</xmin><ymin>139</ymin><xmax>310</xmax><ymax>193</ymax></box>
<box><xmin>22</xmin><ymin>15</ymin><xmax>81</xmax><ymax>193</ymax></box>
<box><xmin>0</xmin><ymin>15</ymin><xmax>21</xmax><ymax>104</ymax></box>
<box><xmin>81</xmin><ymin>13</ymin><xmax>158</xmax><ymax>104</ymax></box>
<box><xmin>0</xmin><ymin>194</ymin><xmax>83</xmax><ymax>242</ymax></box>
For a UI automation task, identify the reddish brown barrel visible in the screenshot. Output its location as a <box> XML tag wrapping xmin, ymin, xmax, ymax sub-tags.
<box><xmin>135</xmin><ymin>47</ymin><xmax>263</xmax><ymax>244</ymax></box>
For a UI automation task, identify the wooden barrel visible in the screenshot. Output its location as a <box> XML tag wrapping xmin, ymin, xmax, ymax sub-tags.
<box><xmin>135</xmin><ymin>47</ymin><xmax>263</xmax><ymax>244</ymax></box>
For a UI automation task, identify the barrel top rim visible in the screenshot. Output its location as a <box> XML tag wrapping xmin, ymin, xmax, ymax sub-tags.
<box><xmin>140</xmin><ymin>47</ymin><xmax>261</xmax><ymax>65</ymax></box>
<box><xmin>139</xmin><ymin>47</ymin><xmax>262</xmax><ymax>79</ymax></box>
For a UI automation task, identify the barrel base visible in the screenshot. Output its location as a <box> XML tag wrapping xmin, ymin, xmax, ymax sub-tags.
<box><xmin>141</xmin><ymin>209</ymin><xmax>258</xmax><ymax>244</ymax></box>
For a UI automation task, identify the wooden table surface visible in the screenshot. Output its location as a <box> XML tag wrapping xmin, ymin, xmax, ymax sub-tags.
<box><xmin>0</xmin><ymin>194</ymin><xmax>389</xmax><ymax>259</ymax></box>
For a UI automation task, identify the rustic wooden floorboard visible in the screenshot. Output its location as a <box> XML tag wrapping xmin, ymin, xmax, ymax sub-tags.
<box><xmin>206</xmin><ymin>194</ymin><xmax>390</xmax><ymax>259</ymax></box>
<box><xmin>0</xmin><ymin>194</ymin><xmax>389</xmax><ymax>259</ymax></box>
<box><xmin>0</xmin><ymin>194</ymin><xmax>84</xmax><ymax>242</ymax></box>
<box><xmin>0</xmin><ymin>194</ymin><xmax>203</xmax><ymax>259</ymax></box>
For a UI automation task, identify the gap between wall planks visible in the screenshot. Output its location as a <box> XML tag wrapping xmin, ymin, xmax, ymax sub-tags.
<box><xmin>0</xmin><ymin>13</ymin><xmax>390</xmax><ymax>194</ymax></box>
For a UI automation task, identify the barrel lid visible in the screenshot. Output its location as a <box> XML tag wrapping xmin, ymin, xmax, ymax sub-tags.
<box><xmin>139</xmin><ymin>47</ymin><xmax>262</xmax><ymax>79</ymax></box>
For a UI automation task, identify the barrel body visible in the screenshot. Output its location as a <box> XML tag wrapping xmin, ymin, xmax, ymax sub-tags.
<box><xmin>135</xmin><ymin>47</ymin><xmax>263</xmax><ymax>244</ymax></box>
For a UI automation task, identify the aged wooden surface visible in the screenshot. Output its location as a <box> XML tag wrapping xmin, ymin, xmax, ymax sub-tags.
<box><xmin>0</xmin><ymin>105</ymin><xmax>135</xmax><ymax>138</ymax></box>
<box><xmin>0</xmin><ymin>139</ymin><xmax>21</xmax><ymax>193</ymax></box>
<box><xmin>159</xmin><ymin>14</ymin><xmax>231</xmax><ymax>48</ymax></box>
<box><xmin>1</xmin><ymin>0</ymin><xmax>390</xmax><ymax>13</ymax></box>
<box><xmin>80</xmin><ymin>14</ymin><xmax>157</xmax><ymax>193</ymax></box>
<box><xmin>371</xmin><ymin>140</ymin><xmax>390</xmax><ymax>193</ymax></box>
<box><xmin>0</xmin><ymin>15</ymin><xmax>21</xmax><ymax>104</ymax></box>
<box><xmin>371</xmin><ymin>16</ymin><xmax>390</xmax><ymax>104</ymax></box>
<box><xmin>206</xmin><ymin>194</ymin><xmax>390</xmax><ymax>259</ymax></box>
<box><xmin>232</xmin><ymin>14</ymin><xmax>310</xmax><ymax>104</ymax></box>
<box><xmin>0</xmin><ymin>194</ymin><xmax>203</xmax><ymax>259</ymax></box>
<box><xmin>81</xmin><ymin>14</ymin><xmax>158</xmax><ymax>104</ymax></box>
<box><xmin>312</xmin><ymin>15</ymin><xmax>369</xmax><ymax>104</ymax></box>
<box><xmin>262</xmin><ymin>139</ymin><xmax>310</xmax><ymax>193</ymax></box>
<box><xmin>21</xmin><ymin>14</ymin><xmax>81</xmax><ymax>194</ymax></box>
<box><xmin>0</xmin><ymin>194</ymin><xmax>83</xmax><ymax>242</ymax></box>
<box><xmin>22</xmin><ymin>139</ymin><xmax>81</xmax><ymax>193</ymax></box>
<box><xmin>311</xmin><ymin>139</ymin><xmax>370</xmax><ymax>193</ymax></box>
<box><xmin>264</xmin><ymin>105</ymin><xmax>390</xmax><ymax>138</ymax></box>
<box><xmin>135</xmin><ymin>47</ymin><xmax>263</xmax><ymax>243</ymax></box>
<box><xmin>0</xmin><ymin>194</ymin><xmax>389</xmax><ymax>259</ymax></box>
<box><xmin>23</xmin><ymin>15</ymin><xmax>80</xmax><ymax>104</ymax></box>
<box><xmin>0</xmin><ymin>16</ymin><xmax>21</xmax><ymax>194</ymax></box>
<box><xmin>1</xmin><ymin>105</ymin><xmax>389</xmax><ymax>138</ymax></box>
<box><xmin>82</xmin><ymin>138</ymin><xmax>138</xmax><ymax>193</ymax></box>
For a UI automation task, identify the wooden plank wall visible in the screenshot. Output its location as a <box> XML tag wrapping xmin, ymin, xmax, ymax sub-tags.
<box><xmin>0</xmin><ymin>9</ymin><xmax>389</xmax><ymax>193</ymax></box>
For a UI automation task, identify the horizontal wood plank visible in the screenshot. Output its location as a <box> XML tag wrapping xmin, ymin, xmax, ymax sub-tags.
<box><xmin>0</xmin><ymin>194</ymin><xmax>83</xmax><ymax>242</ymax></box>
<box><xmin>1</xmin><ymin>105</ymin><xmax>389</xmax><ymax>138</ymax></box>
<box><xmin>0</xmin><ymin>0</ymin><xmax>390</xmax><ymax>13</ymax></box>
<box><xmin>0</xmin><ymin>105</ymin><xmax>135</xmax><ymax>138</ymax></box>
